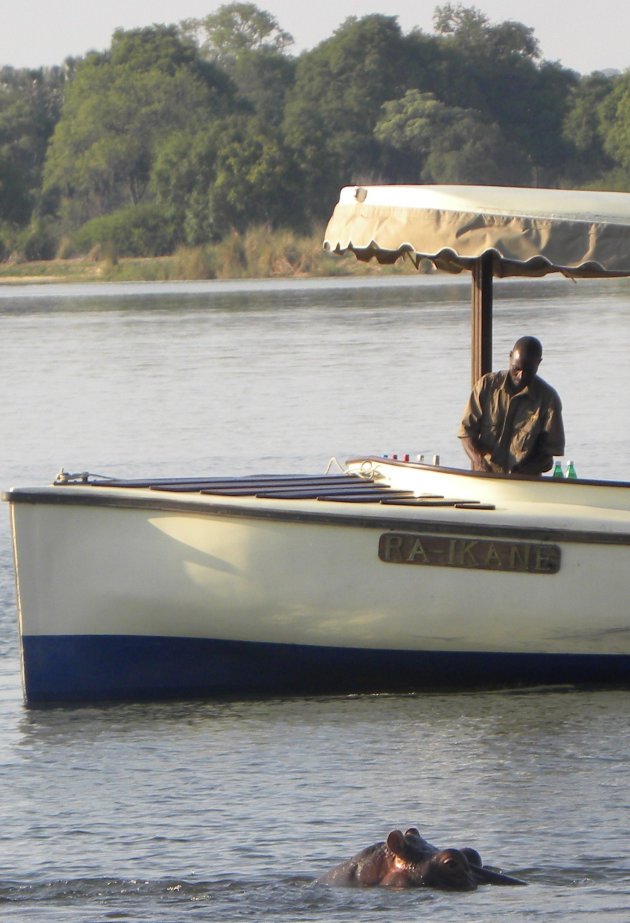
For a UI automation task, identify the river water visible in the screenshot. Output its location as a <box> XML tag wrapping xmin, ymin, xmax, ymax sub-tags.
<box><xmin>0</xmin><ymin>274</ymin><xmax>629</xmax><ymax>920</ymax></box>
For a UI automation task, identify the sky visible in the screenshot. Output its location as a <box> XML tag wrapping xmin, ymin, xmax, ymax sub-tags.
<box><xmin>1</xmin><ymin>0</ymin><xmax>628</xmax><ymax>76</ymax></box>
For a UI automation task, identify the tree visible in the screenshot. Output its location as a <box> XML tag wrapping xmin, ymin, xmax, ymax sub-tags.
<box><xmin>151</xmin><ymin>128</ymin><xmax>219</xmax><ymax>244</ymax></box>
<box><xmin>152</xmin><ymin>115</ymin><xmax>304</xmax><ymax>241</ymax></box>
<box><xmin>183</xmin><ymin>2</ymin><xmax>293</xmax><ymax>66</ymax></box>
<box><xmin>43</xmin><ymin>26</ymin><xmax>235</xmax><ymax>228</ymax></box>
<box><xmin>180</xmin><ymin>4</ymin><xmax>296</xmax><ymax>126</ymax></box>
<box><xmin>430</xmin><ymin>4</ymin><xmax>577</xmax><ymax>184</ymax></box>
<box><xmin>224</xmin><ymin>49</ymin><xmax>295</xmax><ymax>127</ymax></box>
<box><xmin>210</xmin><ymin>116</ymin><xmax>303</xmax><ymax>232</ymax></box>
<box><xmin>0</xmin><ymin>152</ymin><xmax>30</xmax><ymax>225</ymax></box>
<box><xmin>283</xmin><ymin>15</ymin><xmax>413</xmax><ymax>219</ymax></box>
<box><xmin>433</xmin><ymin>3</ymin><xmax>539</xmax><ymax>60</ymax></box>
<box><xmin>597</xmin><ymin>73</ymin><xmax>630</xmax><ymax>176</ymax></box>
<box><xmin>564</xmin><ymin>73</ymin><xmax>617</xmax><ymax>159</ymax></box>
<box><xmin>375</xmin><ymin>89</ymin><xmax>530</xmax><ymax>185</ymax></box>
<box><xmin>0</xmin><ymin>65</ymin><xmax>66</xmax><ymax>226</ymax></box>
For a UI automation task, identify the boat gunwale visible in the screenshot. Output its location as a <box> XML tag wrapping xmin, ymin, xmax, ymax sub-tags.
<box><xmin>4</xmin><ymin>484</ymin><xmax>630</xmax><ymax>547</ymax></box>
<box><xmin>346</xmin><ymin>456</ymin><xmax>630</xmax><ymax>490</ymax></box>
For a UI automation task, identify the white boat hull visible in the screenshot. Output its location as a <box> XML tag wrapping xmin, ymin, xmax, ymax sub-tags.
<box><xmin>5</xmin><ymin>460</ymin><xmax>630</xmax><ymax>702</ymax></box>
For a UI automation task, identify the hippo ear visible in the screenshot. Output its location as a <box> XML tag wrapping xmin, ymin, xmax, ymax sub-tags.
<box><xmin>461</xmin><ymin>847</ymin><xmax>483</xmax><ymax>868</ymax></box>
<box><xmin>386</xmin><ymin>830</ymin><xmax>406</xmax><ymax>857</ymax></box>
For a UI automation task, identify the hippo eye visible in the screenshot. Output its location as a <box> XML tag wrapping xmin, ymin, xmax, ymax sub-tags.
<box><xmin>442</xmin><ymin>857</ymin><xmax>459</xmax><ymax>869</ymax></box>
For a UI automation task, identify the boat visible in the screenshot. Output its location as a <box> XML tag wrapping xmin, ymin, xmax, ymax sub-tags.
<box><xmin>4</xmin><ymin>184</ymin><xmax>630</xmax><ymax>704</ymax></box>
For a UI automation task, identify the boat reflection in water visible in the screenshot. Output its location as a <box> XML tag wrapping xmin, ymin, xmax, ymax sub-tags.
<box><xmin>5</xmin><ymin>185</ymin><xmax>630</xmax><ymax>703</ymax></box>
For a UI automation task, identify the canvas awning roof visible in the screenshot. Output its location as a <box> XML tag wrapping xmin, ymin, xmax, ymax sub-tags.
<box><xmin>324</xmin><ymin>184</ymin><xmax>630</xmax><ymax>383</ymax></box>
<box><xmin>323</xmin><ymin>184</ymin><xmax>630</xmax><ymax>278</ymax></box>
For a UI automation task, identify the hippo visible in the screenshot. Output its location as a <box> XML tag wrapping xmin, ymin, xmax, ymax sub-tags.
<box><xmin>317</xmin><ymin>827</ymin><xmax>526</xmax><ymax>890</ymax></box>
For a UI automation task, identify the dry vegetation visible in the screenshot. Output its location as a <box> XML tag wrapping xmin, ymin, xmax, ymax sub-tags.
<box><xmin>0</xmin><ymin>227</ymin><xmax>422</xmax><ymax>284</ymax></box>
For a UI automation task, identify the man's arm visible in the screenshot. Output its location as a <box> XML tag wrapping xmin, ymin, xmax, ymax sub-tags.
<box><xmin>459</xmin><ymin>435</ymin><xmax>493</xmax><ymax>471</ymax></box>
<box><xmin>458</xmin><ymin>376</ymin><xmax>493</xmax><ymax>471</ymax></box>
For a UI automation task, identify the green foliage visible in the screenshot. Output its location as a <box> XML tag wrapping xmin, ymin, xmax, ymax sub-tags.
<box><xmin>429</xmin><ymin>5</ymin><xmax>576</xmax><ymax>182</ymax></box>
<box><xmin>14</xmin><ymin>218</ymin><xmax>58</xmax><ymax>261</ymax></box>
<box><xmin>517</xmin><ymin>62</ymin><xmax>579</xmax><ymax>182</ymax></box>
<box><xmin>181</xmin><ymin>3</ymin><xmax>296</xmax><ymax>126</ymax></box>
<box><xmin>283</xmin><ymin>14</ymin><xmax>413</xmax><ymax>218</ymax></box>
<box><xmin>581</xmin><ymin>165</ymin><xmax>630</xmax><ymax>192</ymax></box>
<box><xmin>226</xmin><ymin>49</ymin><xmax>296</xmax><ymax>126</ymax></box>
<box><xmin>599</xmin><ymin>73</ymin><xmax>630</xmax><ymax>174</ymax></box>
<box><xmin>209</xmin><ymin>116</ymin><xmax>304</xmax><ymax>233</ymax></box>
<box><xmin>376</xmin><ymin>89</ymin><xmax>529</xmax><ymax>184</ymax></box>
<box><xmin>185</xmin><ymin>2</ymin><xmax>293</xmax><ymax>65</ymax></box>
<box><xmin>0</xmin><ymin>65</ymin><xmax>66</xmax><ymax>225</ymax></box>
<box><xmin>376</xmin><ymin>90</ymin><xmax>452</xmax><ymax>158</ymax></box>
<box><xmin>151</xmin><ymin>129</ymin><xmax>217</xmax><ymax>244</ymax></box>
<box><xmin>563</xmin><ymin>73</ymin><xmax>617</xmax><ymax>183</ymax></box>
<box><xmin>2</xmin><ymin>4</ymin><xmax>630</xmax><ymax>262</ymax></box>
<box><xmin>152</xmin><ymin>115</ymin><xmax>304</xmax><ymax>241</ymax></box>
<box><xmin>43</xmin><ymin>25</ymin><xmax>236</xmax><ymax>227</ymax></box>
<box><xmin>0</xmin><ymin>152</ymin><xmax>31</xmax><ymax>224</ymax></box>
<box><xmin>0</xmin><ymin>223</ymin><xmax>9</xmax><ymax>261</ymax></box>
<box><xmin>72</xmin><ymin>202</ymin><xmax>177</xmax><ymax>257</ymax></box>
<box><xmin>374</xmin><ymin>90</ymin><xmax>529</xmax><ymax>185</ymax></box>
<box><xmin>433</xmin><ymin>4</ymin><xmax>540</xmax><ymax>59</ymax></box>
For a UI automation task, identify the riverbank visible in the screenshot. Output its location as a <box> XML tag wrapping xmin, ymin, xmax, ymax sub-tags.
<box><xmin>0</xmin><ymin>228</ymin><xmax>422</xmax><ymax>284</ymax></box>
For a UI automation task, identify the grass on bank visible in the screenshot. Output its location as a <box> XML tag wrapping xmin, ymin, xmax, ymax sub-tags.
<box><xmin>0</xmin><ymin>226</ymin><xmax>424</xmax><ymax>284</ymax></box>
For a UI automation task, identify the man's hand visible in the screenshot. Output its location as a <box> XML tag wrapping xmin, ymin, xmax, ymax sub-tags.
<box><xmin>460</xmin><ymin>436</ymin><xmax>492</xmax><ymax>471</ymax></box>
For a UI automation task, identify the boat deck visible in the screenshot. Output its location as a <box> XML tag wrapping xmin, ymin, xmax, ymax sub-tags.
<box><xmin>80</xmin><ymin>473</ymin><xmax>496</xmax><ymax>510</ymax></box>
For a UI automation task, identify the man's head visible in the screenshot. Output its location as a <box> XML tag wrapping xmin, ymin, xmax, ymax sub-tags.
<box><xmin>508</xmin><ymin>336</ymin><xmax>542</xmax><ymax>392</ymax></box>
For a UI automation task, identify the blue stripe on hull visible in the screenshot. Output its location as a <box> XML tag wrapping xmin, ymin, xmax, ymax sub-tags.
<box><xmin>21</xmin><ymin>635</ymin><xmax>630</xmax><ymax>704</ymax></box>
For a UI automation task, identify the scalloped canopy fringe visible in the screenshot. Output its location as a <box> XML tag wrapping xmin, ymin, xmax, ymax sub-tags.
<box><xmin>323</xmin><ymin>185</ymin><xmax>630</xmax><ymax>278</ymax></box>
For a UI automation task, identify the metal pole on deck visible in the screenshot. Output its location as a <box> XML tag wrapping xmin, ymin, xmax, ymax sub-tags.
<box><xmin>471</xmin><ymin>252</ymin><xmax>494</xmax><ymax>385</ymax></box>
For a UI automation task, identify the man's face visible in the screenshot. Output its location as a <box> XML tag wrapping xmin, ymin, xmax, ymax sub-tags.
<box><xmin>508</xmin><ymin>348</ymin><xmax>540</xmax><ymax>392</ymax></box>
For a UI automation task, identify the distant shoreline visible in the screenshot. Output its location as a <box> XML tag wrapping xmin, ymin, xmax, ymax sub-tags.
<box><xmin>0</xmin><ymin>252</ymin><xmax>423</xmax><ymax>286</ymax></box>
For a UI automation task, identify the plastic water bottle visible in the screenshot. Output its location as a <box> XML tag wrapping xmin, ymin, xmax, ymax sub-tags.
<box><xmin>552</xmin><ymin>461</ymin><xmax>563</xmax><ymax>478</ymax></box>
<box><xmin>565</xmin><ymin>460</ymin><xmax>577</xmax><ymax>479</ymax></box>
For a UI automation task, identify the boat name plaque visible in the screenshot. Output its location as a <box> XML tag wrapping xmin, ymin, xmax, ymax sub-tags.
<box><xmin>379</xmin><ymin>532</ymin><xmax>560</xmax><ymax>574</ymax></box>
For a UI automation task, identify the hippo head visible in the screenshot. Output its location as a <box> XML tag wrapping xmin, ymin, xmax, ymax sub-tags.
<box><xmin>384</xmin><ymin>829</ymin><xmax>478</xmax><ymax>891</ymax></box>
<box><xmin>316</xmin><ymin>825</ymin><xmax>527</xmax><ymax>890</ymax></box>
<box><xmin>385</xmin><ymin>828</ymin><xmax>526</xmax><ymax>889</ymax></box>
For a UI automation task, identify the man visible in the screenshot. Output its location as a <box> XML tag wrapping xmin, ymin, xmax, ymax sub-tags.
<box><xmin>458</xmin><ymin>336</ymin><xmax>565</xmax><ymax>475</ymax></box>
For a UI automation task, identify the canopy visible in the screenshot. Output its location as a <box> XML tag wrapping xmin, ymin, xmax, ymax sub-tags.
<box><xmin>323</xmin><ymin>184</ymin><xmax>630</xmax><ymax>278</ymax></box>
<box><xmin>324</xmin><ymin>185</ymin><xmax>630</xmax><ymax>382</ymax></box>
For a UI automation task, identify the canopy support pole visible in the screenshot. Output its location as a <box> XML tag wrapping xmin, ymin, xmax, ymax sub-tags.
<box><xmin>471</xmin><ymin>252</ymin><xmax>494</xmax><ymax>385</ymax></box>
